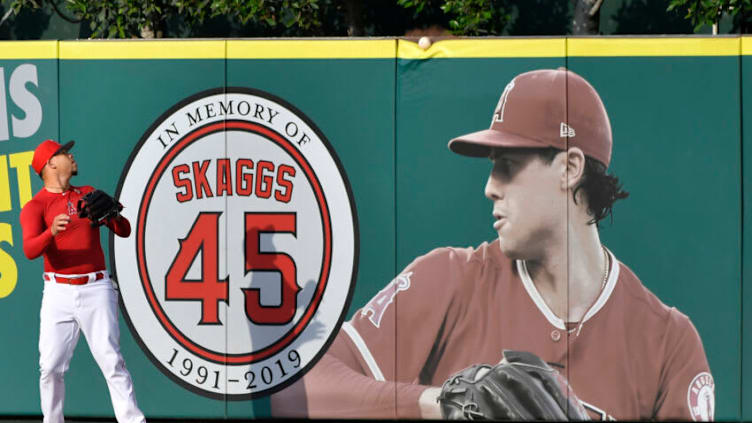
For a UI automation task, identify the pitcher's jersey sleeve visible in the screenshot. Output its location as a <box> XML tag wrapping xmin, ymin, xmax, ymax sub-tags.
<box><xmin>272</xmin><ymin>246</ymin><xmax>477</xmax><ymax>419</ymax></box>
<box><xmin>654</xmin><ymin>309</ymin><xmax>714</xmax><ymax>421</ymax></box>
<box><xmin>272</xmin><ymin>330</ymin><xmax>434</xmax><ymax>418</ymax></box>
<box><xmin>344</xmin><ymin>247</ymin><xmax>471</xmax><ymax>387</ymax></box>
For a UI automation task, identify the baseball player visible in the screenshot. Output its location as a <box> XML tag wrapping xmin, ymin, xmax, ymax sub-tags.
<box><xmin>271</xmin><ymin>69</ymin><xmax>714</xmax><ymax>420</ymax></box>
<box><xmin>20</xmin><ymin>139</ymin><xmax>146</xmax><ymax>423</ymax></box>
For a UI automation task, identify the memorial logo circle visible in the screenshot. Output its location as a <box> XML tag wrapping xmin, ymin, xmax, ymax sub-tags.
<box><xmin>112</xmin><ymin>88</ymin><xmax>358</xmax><ymax>399</ymax></box>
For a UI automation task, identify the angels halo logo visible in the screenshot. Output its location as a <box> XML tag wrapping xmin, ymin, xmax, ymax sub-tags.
<box><xmin>112</xmin><ymin>88</ymin><xmax>358</xmax><ymax>399</ymax></box>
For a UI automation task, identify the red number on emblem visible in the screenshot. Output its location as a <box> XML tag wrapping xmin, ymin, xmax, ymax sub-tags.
<box><xmin>165</xmin><ymin>212</ymin><xmax>229</xmax><ymax>325</ymax></box>
<box><xmin>242</xmin><ymin>213</ymin><xmax>300</xmax><ymax>325</ymax></box>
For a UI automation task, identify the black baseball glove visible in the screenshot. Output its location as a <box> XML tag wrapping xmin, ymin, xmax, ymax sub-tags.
<box><xmin>437</xmin><ymin>350</ymin><xmax>590</xmax><ymax>420</ymax></box>
<box><xmin>77</xmin><ymin>190</ymin><xmax>123</xmax><ymax>227</ymax></box>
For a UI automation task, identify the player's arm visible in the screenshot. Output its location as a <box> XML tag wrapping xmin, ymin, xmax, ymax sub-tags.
<box><xmin>19</xmin><ymin>201</ymin><xmax>61</xmax><ymax>259</ymax></box>
<box><xmin>273</xmin><ymin>248</ymin><xmax>462</xmax><ymax>418</ymax></box>
<box><xmin>92</xmin><ymin>186</ymin><xmax>130</xmax><ymax>237</ymax></box>
<box><xmin>419</xmin><ymin>387</ymin><xmax>442</xmax><ymax>418</ymax></box>
<box><xmin>653</xmin><ymin>309</ymin><xmax>714</xmax><ymax>421</ymax></box>
<box><xmin>271</xmin><ymin>332</ymin><xmax>432</xmax><ymax>418</ymax></box>
<box><xmin>78</xmin><ymin>186</ymin><xmax>128</xmax><ymax>236</ymax></box>
<box><xmin>104</xmin><ymin>213</ymin><xmax>131</xmax><ymax>238</ymax></box>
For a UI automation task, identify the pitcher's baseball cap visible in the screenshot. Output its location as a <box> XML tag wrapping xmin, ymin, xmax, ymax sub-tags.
<box><xmin>448</xmin><ymin>68</ymin><xmax>612</xmax><ymax>167</ymax></box>
<box><xmin>32</xmin><ymin>139</ymin><xmax>75</xmax><ymax>175</ymax></box>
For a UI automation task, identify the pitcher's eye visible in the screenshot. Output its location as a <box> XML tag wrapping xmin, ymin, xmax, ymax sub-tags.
<box><xmin>492</xmin><ymin>159</ymin><xmax>512</xmax><ymax>178</ymax></box>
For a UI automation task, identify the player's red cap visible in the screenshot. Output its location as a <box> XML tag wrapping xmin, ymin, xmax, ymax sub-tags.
<box><xmin>32</xmin><ymin>139</ymin><xmax>75</xmax><ymax>175</ymax></box>
<box><xmin>448</xmin><ymin>68</ymin><xmax>612</xmax><ymax>167</ymax></box>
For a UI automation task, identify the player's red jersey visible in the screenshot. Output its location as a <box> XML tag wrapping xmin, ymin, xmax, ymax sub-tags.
<box><xmin>273</xmin><ymin>239</ymin><xmax>713</xmax><ymax>421</ymax></box>
<box><xmin>20</xmin><ymin>185</ymin><xmax>130</xmax><ymax>275</ymax></box>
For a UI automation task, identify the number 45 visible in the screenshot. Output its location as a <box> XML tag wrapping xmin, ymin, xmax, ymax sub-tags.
<box><xmin>165</xmin><ymin>212</ymin><xmax>300</xmax><ymax>326</ymax></box>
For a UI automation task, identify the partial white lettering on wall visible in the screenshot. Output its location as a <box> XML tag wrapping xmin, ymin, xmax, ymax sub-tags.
<box><xmin>0</xmin><ymin>64</ymin><xmax>43</xmax><ymax>141</ymax></box>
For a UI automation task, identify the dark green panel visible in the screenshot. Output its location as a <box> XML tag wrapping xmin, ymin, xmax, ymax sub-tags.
<box><xmin>58</xmin><ymin>59</ymin><xmax>230</xmax><ymax>419</ymax></box>
<box><xmin>226</xmin><ymin>58</ymin><xmax>395</xmax><ymax>418</ymax></box>
<box><xmin>0</xmin><ymin>58</ymin><xmax>58</xmax><ymax>415</ymax></box>
<box><xmin>395</xmin><ymin>58</ymin><xmax>566</xmax><ymax>269</ymax></box>
<box><xmin>570</xmin><ymin>56</ymin><xmax>741</xmax><ymax>421</ymax></box>
<box><xmin>59</xmin><ymin>60</ymin><xmax>226</xmax><ymax>194</ymax></box>
<box><xmin>742</xmin><ymin>54</ymin><xmax>752</xmax><ymax>422</ymax></box>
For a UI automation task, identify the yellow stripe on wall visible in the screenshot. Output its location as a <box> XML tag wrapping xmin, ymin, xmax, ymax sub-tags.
<box><xmin>59</xmin><ymin>40</ymin><xmax>225</xmax><ymax>59</ymax></box>
<box><xmin>1</xmin><ymin>37</ymin><xmax>749</xmax><ymax>60</ymax></box>
<box><xmin>740</xmin><ymin>36</ymin><xmax>752</xmax><ymax>55</ymax></box>
<box><xmin>397</xmin><ymin>38</ymin><xmax>566</xmax><ymax>59</ymax></box>
<box><xmin>0</xmin><ymin>41</ymin><xmax>58</xmax><ymax>59</ymax></box>
<box><xmin>227</xmin><ymin>39</ymin><xmax>395</xmax><ymax>59</ymax></box>
<box><xmin>568</xmin><ymin>37</ymin><xmax>740</xmax><ymax>57</ymax></box>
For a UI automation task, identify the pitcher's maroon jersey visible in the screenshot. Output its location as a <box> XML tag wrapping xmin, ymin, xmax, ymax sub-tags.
<box><xmin>274</xmin><ymin>240</ymin><xmax>713</xmax><ymax>421</ymax></box>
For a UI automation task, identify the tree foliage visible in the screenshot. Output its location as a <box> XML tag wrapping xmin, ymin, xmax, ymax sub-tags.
<box><xmin>397</xmin><ymin>0</ymin><xmax>511</xmax><ymax>35</ymax></box>
<box><xmin>213</xmin><ymin>0</ymin><xmax>325</xmax><ymax>31</ymax></box>
<box><xmin>3</xmin><ymin>0</ymin><xmax>606</xmax><ymax>38</ymax></box>
<box><xmin>4</xmin><ymin>0</ymin><xmax>334</xmax><ymax>38</ymax></box>
<box><xmin>5</xmin><ymin>0</ymin><xmax>517</xmax><ymax>38</ymax></box>
<box><xmin>572</xmin><ymin>0</ymin><xmax>602</xmax><ymax>34</ymax></box>
<box><xmin>667</xmin><ymin>0</ymin><xmax>752</xmax><ymax>31</ymax></box>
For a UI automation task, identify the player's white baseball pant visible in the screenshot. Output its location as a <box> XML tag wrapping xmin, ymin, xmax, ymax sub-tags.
<box><xmin>39</xmin><ymin>273</ymin><xmax>146</xmax><ymax>423</ymax></box>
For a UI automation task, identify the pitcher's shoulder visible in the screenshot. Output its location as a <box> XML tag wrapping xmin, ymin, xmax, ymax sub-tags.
<box><xmin>414</xmin><ymin>239</ymin><xmax>512</xmax><ymax>271</ymax></box>
<box><xmin>615</xmin><ymin>261</ymin><xmax>696</xmax><ymax>330</ymax></box>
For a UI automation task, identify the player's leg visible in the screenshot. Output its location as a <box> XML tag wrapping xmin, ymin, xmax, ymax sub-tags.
<box><xmin>78</xmin><ymin>280</ymin><xmax>145</xmax><ymax>423</ymax></box>
<box><xmin>39</xmin><ymin>283</ymin><xmax>80</xmax><ymax>423</ymax></box>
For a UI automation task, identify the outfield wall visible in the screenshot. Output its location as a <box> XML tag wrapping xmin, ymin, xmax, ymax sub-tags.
<box><xmin>0</xmin><ymin>37</ymin><xmax>747</xmax><ymax>420</ymax></box>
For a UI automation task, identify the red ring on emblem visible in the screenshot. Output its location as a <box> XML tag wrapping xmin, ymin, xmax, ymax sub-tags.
<box><xmin>136</xmin><ymin>120</ymin><xmax>332</xmax><ymax>365</ymax></box>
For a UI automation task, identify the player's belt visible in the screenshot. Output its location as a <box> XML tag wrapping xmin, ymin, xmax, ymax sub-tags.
<box><xmin>43</xmin><ymin>271</ymin><xmax>107</xmax><ymax>285</ymax></box>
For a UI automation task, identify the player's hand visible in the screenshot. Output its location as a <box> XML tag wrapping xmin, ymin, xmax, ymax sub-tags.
<box><xmin>77</xmin><ymin>190</ymin><xmax>122</xmax><ymax>227</ymax></box>
<box><xmin>419</xmin><ymin>387</ymin><xmax>442</xmax><ymax>419</ymax></box>
<box><xmin>51</xmin><ymin>214</ymin><xmax>70</xmax><ymax>236</ymax></box>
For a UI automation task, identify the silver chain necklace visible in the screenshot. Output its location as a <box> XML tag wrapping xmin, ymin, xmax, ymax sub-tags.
<box><xmin>568</xmin><ymin>245</ymin><xmax>610</xmax><ymax>336</ymax></box>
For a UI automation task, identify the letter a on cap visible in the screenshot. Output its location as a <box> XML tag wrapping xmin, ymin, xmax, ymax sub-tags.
<box><xmin>492</xmin><ymin>80</ymin><xmax>516</xmax><ymax>123</ymax></box>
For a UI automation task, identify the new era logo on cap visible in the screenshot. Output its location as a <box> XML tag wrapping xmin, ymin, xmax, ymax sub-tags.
<box><xmin>560</xmin><ymin>123</ymin><xmax>575</xmax><ymax>138</ymax></box>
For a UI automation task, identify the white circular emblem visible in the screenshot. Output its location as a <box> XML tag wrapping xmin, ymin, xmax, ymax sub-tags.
<box><xmin>687</xmin><ymin>372</ymin><xmax>715</xmax><ymax>421</ymax></box>
<box><xmin>112</xmin><ymin>88</ymin><xmax>358</xmax><ymax>399</ymax></box>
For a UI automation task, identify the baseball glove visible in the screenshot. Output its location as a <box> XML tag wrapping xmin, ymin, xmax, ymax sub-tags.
<box><xmin>77</xmin><ymin>190</ymin><xmax>123</xmax><ymax>227</ymax></box>
<box><xmin>437</xmin><ymin>350</ymin><xmax>590</xmax><ymax>420</ymax></box>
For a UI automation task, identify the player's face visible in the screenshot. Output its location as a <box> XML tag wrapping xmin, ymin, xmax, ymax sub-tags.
<box><xmin>49</xmin><ymin>149</ymin><xmax>78</xmax><ymax>177</ymax></box>
<box><xmin>484</xmin><ymin>148</ymin><xmax>566</xmax><ymax>259</ymax></box>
